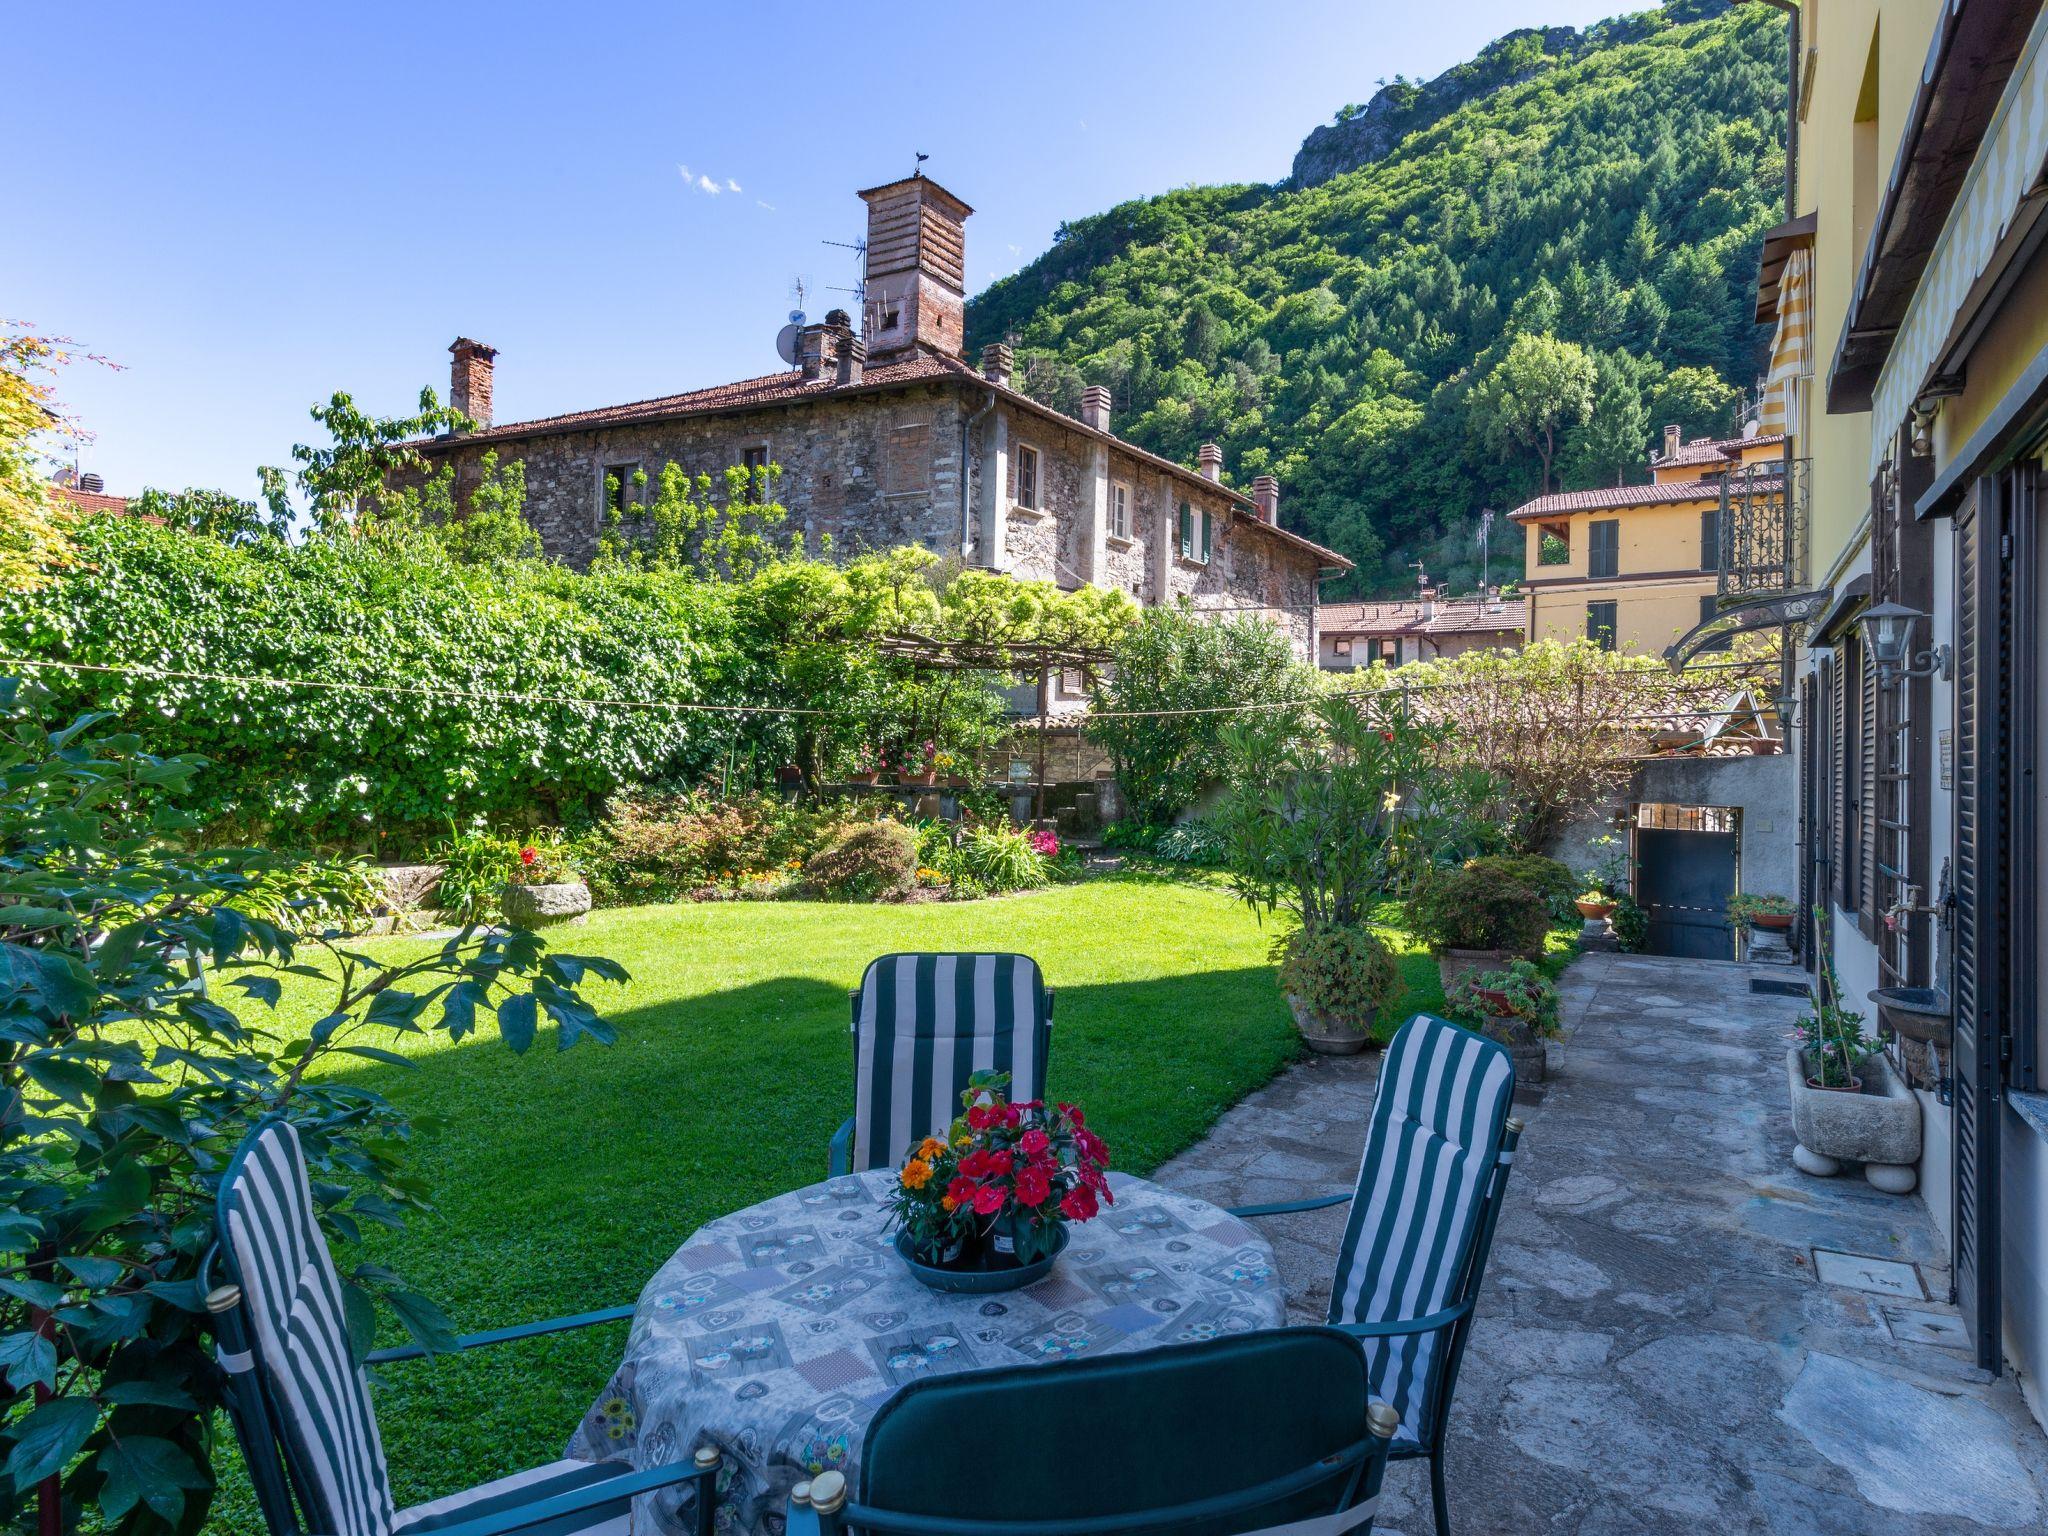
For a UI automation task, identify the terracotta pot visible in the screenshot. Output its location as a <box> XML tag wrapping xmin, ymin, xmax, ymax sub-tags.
<box><xmin>1750</xmin><ymin>912</ymin><xmax>1795</xmax><ymax>931</ymax></box>
<box><xmin>1574</xmin><ymin>897</ymin><xmax>1617</xmax><ymax>920</ymax></box>
<box><xmin>907</xmin><ymin>770</ymin><xmax>939</xmax><ymax>787</ymax></box>
<box><xmin>1805</xmin><ymin>1074</ymin><xmax>1864</xmax><ymax>1094</ymax></box>
<box><xmin>847</xmin><ymin>772</ymin><xmax>879</xmax><ymax>785</ymax></box>
<box><xmin>945</xmin><ymin>774</ymin><xmax>970</xmax><ymax>788</ymax></box>
<box><xmin>1474</xmin><ymin>986</ymin><xmax>1513</xmax><ymax>1014</ymax></box>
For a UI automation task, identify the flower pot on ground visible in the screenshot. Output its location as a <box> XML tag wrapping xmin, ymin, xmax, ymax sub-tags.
<box><xmin>1405</xmin><ymin>862</ymin><xmax>1554</xmax><ymax>997</ymax></box>
<box><xmin>1786</xmin><ymin>1047</ymin><xmax>1920</xmax><ymax>1191</ymax></box>
<box><xmin>1276</xmin><ymin>922</ymin><xmax>1400</xmax><ymax>1055</ymax></box>
<box><xmin>502</xmin><ymin>840</ymin><xmax>590</xmax><ymax>928</ymax></box>
<box><xmin>1444</xmin><ymin>959</ymin><xmax>1560</xmax><ymax>1084</ymax></box>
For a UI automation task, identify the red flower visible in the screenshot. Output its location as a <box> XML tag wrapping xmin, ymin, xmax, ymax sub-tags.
<box><xmin>1000</xmin><ymin>1104</ymin><xmax>1022</xmax><ymax>1129</ymax></box>
<box><xmin>1016</xmin><ymin>1166</ymin><xmax>1052</xmax><ymax>1207</ymax></box>
<box><xmin>966</xmin><ymin>1105</ymin><xmax>998</xmax><ymax>1132</ymax></box>
<box><xmin>1077</xmin><ymin>1128</ymin><xmax>1109</xmax><ymax>1166</ymax></box>
<box><xmin>1059</xmin><ymin>1103</ymin><xmax>1085</xmax><ymax>1128</ymax></box>
<box><xmin>958</xmin><ymin>1150</ymin><xmax>992</xmax><ymax>1179</ymax></box>
<box><xmin>519</xmin><ymin>846</ymin><xmax>538</xmax><ymax>866</ymax></box>
<box><xmin>946</xmin><ymin>1176</ymin><xmax>977</xmax><ymax>1206</ymax></box>
<box><xmin>1381</xmin><ymin>731</ymin><xmax>1395</xmax><ymax>743</ymax></box>
<box><xmin>972</xmin><ymin>1183</ymin><xmax>1007</xmax><ymax>1216</ymax></box>
<box><xmin>1019</xmin><ymin>1128</ymin><xmax>1050</xmax><ymax>1156</ymax></box>
<box><xmin>1060</xmin><ymin>1185</ymin><xmax>1099</xmax><ymax>1221</ymax></box>
<box><xmin>985</xmin><ymin>1150</ymin><xmax>1014</xmax><ymax>1177</ymax></box>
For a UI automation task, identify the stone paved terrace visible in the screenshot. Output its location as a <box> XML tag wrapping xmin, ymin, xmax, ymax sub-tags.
<box><xmin>1153</xmin><ymin>952</ymin><xmax>2048</xmax><ymax>1534</ymax></box>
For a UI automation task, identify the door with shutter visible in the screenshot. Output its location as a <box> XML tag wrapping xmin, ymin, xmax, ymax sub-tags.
<box><xmin>1954</xmin><ymin>479</ymin><xmax>2006</xmax><ymax>1374</ymax></box>
<box><xmin>1799</xmin><ymin>671</ymin><xmax>1820</xmax><ymax>969</ymax></box>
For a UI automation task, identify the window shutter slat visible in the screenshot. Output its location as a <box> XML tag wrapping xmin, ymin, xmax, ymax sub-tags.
<box><xmin>1859</xmin><ymin>643</ymin><xmax>1880</xmax><ymax>938</ymax></box>
<box><xmin>1830</xmin><ymin>648</ymin><xmax>1848</xmax><ymax>911</ymax></box>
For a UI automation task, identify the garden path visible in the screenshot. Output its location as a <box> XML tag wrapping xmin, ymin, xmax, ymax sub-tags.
<box><xmin>1153</xmin><ymin>952</ymin><xmax>2048</xmax><ymax>1535</ymax></box>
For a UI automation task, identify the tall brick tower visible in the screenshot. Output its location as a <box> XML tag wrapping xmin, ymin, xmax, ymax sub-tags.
<box><xmin>857</xmin><ymin>174</ymin><xmax>972</xmax><ymax>362</ymax></box>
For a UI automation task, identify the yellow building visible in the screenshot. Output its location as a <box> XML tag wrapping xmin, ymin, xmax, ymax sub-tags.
<box><xmin>1726</xmin><ymin>0</ymin><xmax>2048</xmax><ymax>1409</ymax></box>
<box><xmin>1511</xmin><ymin>427</ymin><xmax>1788</xmax><ymax>654</ymax></box>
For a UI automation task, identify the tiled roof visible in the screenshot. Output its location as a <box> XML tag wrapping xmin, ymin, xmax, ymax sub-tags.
<box><xmin>415</xmin><ymin>349</ymin><xmax>1354</xmax><ymax>572</ymax></box>
<box><xmin>1321</xmin><ymin>595</ymin><xmax>1527</xmax><ymax>638</ymax></box>
<box><xmin>1509</xmin><ymin>476</ymin><xmax>1775</xmax><ymax>522</ymax></box>
<box><xmin>52</xmin><ymin>486</ymin><xmax>131</xmax><ymax>516</ymax></box>
<box><xmin>1653</xmin><ymin>431</ymin><xmax>1786</xmax><ymax>468</ymax></box>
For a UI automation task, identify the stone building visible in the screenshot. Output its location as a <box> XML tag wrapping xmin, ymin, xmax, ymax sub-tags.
<box><xmin>407</xmin><ymin>175</ymin><xmax>1348</xmax><ymax>659</ymax></box>
<box><xmin>1317</xmin><ymin>587</ymin><xmax>1525</xmax><ymax>670</ymax></box>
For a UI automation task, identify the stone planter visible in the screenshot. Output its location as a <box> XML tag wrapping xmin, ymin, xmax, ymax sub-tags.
<box><xmin>1479</xmin><ymin>1013</ymin><xmax>1547</xmax><ymax>1084</ymax></box>
<box><xmin>1785</xmin><ymin>1046</ymin><xmax>1920</xmax><ymax>1192</ymax></box>
<box><xmin>1746</xmin><ymin>918</ymin><xmax>1798</xmax><ymax>966</ymax></box>
<box><xmin>1286</xmin><ymin>994</ymin><xmax>1373</xmax><ymax>1056</ymax></box>
<box><xmin>502</xmin><ymin>879</ymin><xmax>592</xmax><ymax>929</ymax></box>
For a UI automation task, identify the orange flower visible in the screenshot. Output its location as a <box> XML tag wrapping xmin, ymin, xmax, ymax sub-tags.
<box><xmin>941</xmin><ymin>1195</ymin><xmax>960</xmax><ymax>1213</ymax></box>
<box><xmin>917</xmin><ymin>1136</ymin><xmax>947</xmax><ymax>1160</ymax></box>
<box><xmin>901</xmin><ymin>1158</ymin><xmax>933</xmax><ymax>1190</ymax></box>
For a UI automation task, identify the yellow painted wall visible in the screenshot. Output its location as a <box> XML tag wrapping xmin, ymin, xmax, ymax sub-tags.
<box><xmin>1527</xmin><ymin>578</ymin><xmax>1717</xmax><ymax>653</ymax></box>
<box><xmin>1519</xmin><ymin>495</ymin><xmax>1719</xmax><ymax>654</ymax></box>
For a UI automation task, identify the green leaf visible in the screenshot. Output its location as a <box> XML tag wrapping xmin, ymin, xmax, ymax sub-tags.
<box><xmin>341</xmin><ymin>1281</ymin><xmax>377</xmax><ymax>1364</ymax></box>
<box><xmin>0</xmin><ymin>905</ymin><xmax>77</xmax><ymax>931</ymax></box>
<box><xmin>0</xmin><ymin>1329</ymin><xmax>56</xmax><ymax>1391</ymax></box>
<box><xmin>231</xmin><ymin>974</ymin><xmax>283</xmax><ymax>1008</ymax></box>
<box><xmin>383</xmin><ymin>1287</ymin><xmax>459</xmax><ymax>1355</ymax></box>
<box><xmin>99</xmin><ymin>1379</ymin><xmax>199</xmax><ymax>1410</ymax></box>
<box><xmin>97</xmin><ymin>1433</ymin><xmax>207</xmax><ymax>1524</ymax></box>
<box><xmin>20</xmin><ymin>1054</ymin><xmax>98</xmax><ymax>1109</ymax></box>
<box><xmin>337</xmin><ymin>1044</ymin><xmax>416</xmax><ymax>1070</ymax></box>
<box><xmin>58</xmin><ymin>1255</ymin><xmax>124</xmax><ymax>1288</ymax></box>
<box><xmin>5</xmin><ymin>1396</ymin><xmax>99</xmax><ymax>1490</ymax></box>
<box><xmin>0</xmin><ymin>1277</ymin><xmax>66</xmax><ymax>1309</ymax></box>
<box><xmin>73</xmin><ymin>1157</ymin><xmax>151</xmax><ymax>1235</ymax></box>
<box><xmin>439</xmin><ymin>979</ymin><xmax>487</xmax><ymax>1041</ymax></box>
<box><xmin>496</xmin><ymin>992</ymin><xmax>537</xmax><ymax>1053</ymax></box>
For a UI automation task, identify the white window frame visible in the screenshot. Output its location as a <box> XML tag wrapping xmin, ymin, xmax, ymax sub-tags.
<box><xmin>1109</xmin><ymin>480</ymin><xmax>1131</xmax><ymax>541</ymax></box>
<box><xmin>1014</xmin><ymin>442</ymin><xmax>1042</xmax><ymax>511</ymax></box>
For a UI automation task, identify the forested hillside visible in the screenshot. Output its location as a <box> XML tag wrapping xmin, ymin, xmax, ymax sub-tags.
<box><xmin>966</xmin><ymin>0</ymin><xmax>1785</xmax><ymax>595</ymax></box>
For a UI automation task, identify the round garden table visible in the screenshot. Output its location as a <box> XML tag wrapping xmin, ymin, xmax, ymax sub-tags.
<box><xmin>566</xmin><ymin>1169</ymin><xmax>1286</xmax><ymax>1536</ymax></box>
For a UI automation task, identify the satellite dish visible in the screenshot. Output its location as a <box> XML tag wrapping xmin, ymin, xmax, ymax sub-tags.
<box><xmin>775</xmin><ymin>324</ymin><xmax>801</xmax><ymax>366</ymax></box>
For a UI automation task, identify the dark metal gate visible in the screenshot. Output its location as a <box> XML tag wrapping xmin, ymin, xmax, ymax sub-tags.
<box><xmin>1634</xmin><ymin>807</ymin><xmax>1739</xmax><ymax>960</ymax></box>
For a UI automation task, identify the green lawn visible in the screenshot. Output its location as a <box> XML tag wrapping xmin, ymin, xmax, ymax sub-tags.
<box><xmin>211</xmin><ymin>872</ymin><xmax>1450</xmax><ymax>1526</ymax></box>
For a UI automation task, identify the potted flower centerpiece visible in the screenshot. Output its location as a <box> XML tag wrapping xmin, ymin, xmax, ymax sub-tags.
<box><xmin>1730</xmin><ymin>892</ymin><xmax>1796</xmax><ymax>931</ymax></box>
<box><xmin>1276</xmin><ymin>922</ymin><xmax>1400</xmax><ymax>1055</ymax></box>
<box><xmin>1445</xmin><ymin>958</ymin><xmax>1560</xmax><ymax>1083</ymax></box>
<box><xmin>887</xmin><ymin>1071</ymin><xmax>1111</xmax><ymax>1291</ymax></box>
<box><xmin>500</xmin><ymin>838</ymin><xmax>591</xmax><ymax>928</ymax></box>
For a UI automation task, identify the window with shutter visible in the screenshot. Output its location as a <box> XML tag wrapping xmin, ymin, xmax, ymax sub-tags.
<box><xmin>1178</xmin><ymin>502</ymin><xmax>1193</xmax><ymax>559</ymax></box>
<box><xmin>1199</xmin><ymin>508</ymin><xmax>1212</xmax><ymax>563</ymax></box>
<box><xmin>1586</xmin><ymin>601</ymin><xmax>1617</xmax><ymax>650</ymax></box>
<box><xmin>1857</xmin><ymin>639</ymin><xmax>1879</xmax><ymax>938</ymax></box>
<box><xmin>1700</xmin><ymin>508</ymin><xmax>1721</xmax><ymax>572</ymax></box>
<box><xmin>1588</xmin><ymin>520</ymin><xmax>1620</xmax><ymax>579</ymax></box>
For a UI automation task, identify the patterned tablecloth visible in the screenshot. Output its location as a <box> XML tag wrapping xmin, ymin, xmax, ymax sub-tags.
<box><xmin>568</xmin><ymin>1169</ymin><xmax>1285</xmax><ymax>1535</ymax></box>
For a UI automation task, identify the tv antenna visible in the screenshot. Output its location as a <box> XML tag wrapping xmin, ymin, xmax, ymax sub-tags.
<box><xmin>823</xmin><ymin>236</ymin><xmax>869</xmax><ymax>322</ymax></box>
<box><xmin>776</xmin><ymin>278</ymin><xmax>810</xmax><ymax>366</ymax></box>
<box><xmin>1477</xmin><ymin>509</ymin><xmax>1494</xmax><ymax>592</ymax></box>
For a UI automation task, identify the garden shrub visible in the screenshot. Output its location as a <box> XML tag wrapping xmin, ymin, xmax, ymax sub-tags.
<box><xmin>959</xmin><ymin>824</ymin><xmax>1050</xmax><ymax>891</ymax></box>
<box><xmin>1403</xmin><ymin>863</ymin><xmax>1552</xmax><ymax>956</ymax></box>
<box><xmin>802</xmin><ymin>820</ymin><xmax>917</xmax><ymax>901</ymax></box>
<box><xmin>1100</xmin><ymin>820</ymin><xmax>1161</xmax><ymax>852</ymax></box>
<box><xmin>1276</xmin><ymin>922</ymin><xmax>1400</xmax><ymax>1034</ymax></box>
<box><xmin>1154</xmin><ymin>820</ymin><xmax>1226</xmax><ymax>866</ymax></box>
<box><xmin>431</xmin><ymin>826</ymin><xmax>526</xmax><ymax>921</ymax></box>
<box><xmin>1466</xmin><ymin>853</ymin><xmax>1578</xmax><ymax>925</ymax></box>
<box><xmin>580</xmin><ymin>791</ymin><xmax>857</xmax><ymax>904</ymax></box>
<box><xmin>226</xmin><ymin>852</ymin><xmax>393</xmax><ymax>936</ymax></box>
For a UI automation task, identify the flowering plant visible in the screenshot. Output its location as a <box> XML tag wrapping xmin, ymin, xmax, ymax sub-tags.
<box><xmin>1028</xmin><ymin>827</ymin><xmax>1060</xmax><ymax>859</ymax></box>
<box><xmin>887</xmin><ymin>1070</ymin><xmax>1112</xmax><ymax>1266</ymax></box>
<box><xmin>508</xmin><ymin>834</ymin><xmax>580</xmax><ymax>885</ymax></box>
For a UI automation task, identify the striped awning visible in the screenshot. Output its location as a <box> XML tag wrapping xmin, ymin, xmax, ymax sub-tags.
<box><xmin>1758</xmin><ymin>245</ymin><xmax>1813</xmax><ymax>439</ymax></box>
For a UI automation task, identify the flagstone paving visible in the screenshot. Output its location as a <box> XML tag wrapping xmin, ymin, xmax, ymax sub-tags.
<box><xmin>1153</xmin><ymin>951</ymin><xmax>2048</xmax><ymax>1535</ymax></box>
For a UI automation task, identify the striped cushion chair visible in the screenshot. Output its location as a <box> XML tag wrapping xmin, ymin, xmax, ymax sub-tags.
<box><xmin>828</xmin><ymin>953</ymin><xmax>1053</xmax><ymax>1175</ymax></box>
<box><xmin>210</xmin><ymin>1117</ymin><xmax>723</xmax><ymax>1536</ymax></box>
<box><xmin>1231</xmin><ymin>1014</ymin><xmax>1522</xmax><ymax>1536</ymax></box>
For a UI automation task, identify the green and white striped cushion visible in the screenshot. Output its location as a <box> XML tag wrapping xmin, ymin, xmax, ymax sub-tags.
<box><xmin>222</xmin><ymin>1120</ymin><xmax>398</xmax><ymax>1536</ymax></box>
<box><xmin>1327</xmin><ymin>1014</ymin><xmax>1515</xmax><ymax>1447</ymax></box>
<box><xmin>851</xmin><ymin>953</ymin><xmax>1051</xmax><ymax>1172</ymax></box>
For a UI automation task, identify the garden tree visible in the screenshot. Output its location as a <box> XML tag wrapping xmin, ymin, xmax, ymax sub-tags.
<box><xmin>129</xmin><ymin>486</ymin><xmax>288</xmax><ymax>546</ymax></box>
<box><xmin>373</xmin><ymin>449</ymin><xmax>538</xmax><ymax>564</ymax></box>
<box><xmin>968</xmin><ymin>1</ymin><xmax>1785</xmax><ymax>592</ymax></box>
<box><xmin>1384</xmin><ymin>637</ymin><xmax>1781</xmax><ymax>851</ymax></box>
<box><xmin>260</xmin><ymin>387</ymin><xmax>468</xmax><ymax>537</ymax></box>
<box><xmin>0</xmin><ymin>326</ymin><xmax>86</xmax><ymax>593</ymax></box>
<box><xmin>1085</xmin><ymin>607</ymin><xmax>1317</xmax><ymax>826</ymax></box>
<box><xmin>594</xmin><ymin>463</ymin><xmax>790</xmax><ymax>579</ymax></box>
<box><xmin>1473</xmin><ymin>333</ymin><xmax>1597</xmax><ymax>496</ymax></box>
<box><xmin>0</xmin><ymin>681</ymin><xmax>624</xmax><ymax>1534</ymax></box>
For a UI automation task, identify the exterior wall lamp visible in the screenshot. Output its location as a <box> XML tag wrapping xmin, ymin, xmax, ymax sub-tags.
<box><xmin>1859</xmin><ymin>600</ymin><xmax>1952</xmax><ymax>682</ymax></box>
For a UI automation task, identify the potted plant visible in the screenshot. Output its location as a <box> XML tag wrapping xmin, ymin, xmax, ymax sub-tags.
<box><xmin>905</xmin><ymin>739</ymin><xmax>940</xmax><ymax>787</ymax></box>
<box><xmin>935</xmin><ymin>749</ymin><xmax>970</xmax><ymax>788</ymax></box>
<box><xmin>1730</xmin><ymin>892</ymin><xmax>1795</xmax><ymax>931</ymax></box>
<box><xmin>846</xmin><ymin>750</ymin><xmax>880</xmax><ymax>786</ymax></box>
<box><xmin>1445</xmin><ymin>958</ymin><xmax>1559</xmax><ymax>1083</ymax></box>
<box><xmin>501</xmin><ymin>837</ymin><xmax>591</xmax><ymax>928</ymax></box>
<box><xmin>1404</xmin><ymin>862</ymin><xmax>1554</xmax><ymax>995</ymax></box>
<box><xmin>1786</xmin><ymin>914</ymin><xmax>1921</xmax><ymax>1191</ymax></box>
<box><xmin>1275</xmin><ymin>922</ymin><xmax>1400</xmax><ymax>1054</ymax></box>
<box><xmin>886</xmin><ymin>1071</ymin><xmax>1112</xmax><ymax>1289</ymax></box>
<box><xmin>1574</xmin><ymin>889</ymin><xmax>1617</xmax><ymax>921</ymax></box>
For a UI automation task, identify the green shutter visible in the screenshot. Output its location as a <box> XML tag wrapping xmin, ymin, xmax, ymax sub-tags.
<box><xmin>1200</xmin><ymin>509</ymin><xmax>1212</xmax><ymax>562</ymax></box>
<box><xmin>1178</xmin><ymin>502</ymin><xmax>1192</xmax><ymax>558</ymax></box>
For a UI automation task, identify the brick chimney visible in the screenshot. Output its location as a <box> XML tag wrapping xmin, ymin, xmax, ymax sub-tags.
<box><xmin>980</xmin><ymin>342</ymin><xmax>1013</xmax><ymax>387</ymax></box>
<box><xmin>1661</xmin><ymin>423</ymin><xmax>1681</xmax><ymax>460</ymax></box>
<box><xmin>1420</xmin><ymin>584</ymin><xmax>1437</xmax><ymax>621</ymax></box>
<box><xmin>836</xmin><ymin>333</ymin><xmax>866</xmax><ymax>386</ymax></box>
<box><xmin>859</xmin><ymin>174</ymin><xmax>973</xmax><ymax>362</ymax></box>
<box><xmin>1197</xmin><ymin>442</ymin><xmax>1224</xmax><ymax>482</ymax></box>
<box><xmin>1250</xmin><ymin>473</ymin><xmax>1280</xmax><ymax>524</ymax></box>
<box><xmin>449</xmin><ymin>338</ymin><xmax>497</xmax><ymax>430</ymax></box>
<box><xmin>797</xmin><ymin>320</ymin><xmax>843</xmax><ymax>381</ymax></box>
<box><xmin>1080</xmin><ymin>385</ymin><xmax>1112</xmax><ymax>432</ymax></box>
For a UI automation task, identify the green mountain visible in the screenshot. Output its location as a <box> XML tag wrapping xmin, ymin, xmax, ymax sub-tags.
<box><xmin>965</xmin><ymin>0</ymin><xmax>1786</xmax><ymax>595</ymax></box>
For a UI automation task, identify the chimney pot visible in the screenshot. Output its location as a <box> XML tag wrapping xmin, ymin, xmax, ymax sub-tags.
<box><xmin>1250</xmin><ymin>473</ymin><xmax>1280</xmax><ymax>525</ymax></box>
<box><xmin>449</xmin><ymin>338</ymin><xmax>498</xmax><ymax>431</ymax></box>
<box><xmin>1080</xmin><ymin>384</ymin><xmax>1112</xmax><ymax>432</ymax></box>
<box><xmin>797</xmin><ymin>322</ymin><xmax>842</xmax><ymax>381</ymax></box>
<box><xmin>1197</xmin><ymin>442</ymin><xmax>1224</xmax><ymax>482</ymax></box>
<box><xmin>835</xmin><ymin>333</ymin><xmax>866</xmax><ymax>387</ymax></box>
<box><xmin>1660</xmin><ymin>423</ymin><xmax>1681</xmax><ymax>460</ymax></box>
<box><xmin>980</xmin><ymin>342</ymin><xmax>1014</xmax><ymax>387</ymax></box>
<box><xmin>79</xmin><ymin>471</ymin><xmax>105</xmax><ymax>494</ymax></box>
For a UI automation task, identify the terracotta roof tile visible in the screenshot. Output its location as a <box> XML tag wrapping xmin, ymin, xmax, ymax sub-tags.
<box><xmin>1652</xmin><ymin>431</ymin><xmax>1786</xmax><ymax>467</ymax></box>
<box><xmin>1321</xmin><ymin>595</ymin><xmax>1527</xmax><ymax>638</ymax></box>
<box><xmin>52</xmin><ymin>487</ymin><xmax>131</xmax><ymax>516</ymax></box>
<box><xmin>1509</xmin><ymin>476</ymin><xmax>1777</xmax><ymax>522</ymax></box>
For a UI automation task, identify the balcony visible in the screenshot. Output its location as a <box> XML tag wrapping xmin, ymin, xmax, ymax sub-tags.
<box><xmin>1717</xmin><ymin>456</ymin><xmax>1809</xmax><ymax>606</ymax></box>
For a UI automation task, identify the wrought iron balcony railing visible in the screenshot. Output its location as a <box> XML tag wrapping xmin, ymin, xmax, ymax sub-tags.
<box><xmin>1717</xmin><ymin>456</ymin><xmax>1810</xmax><ymax>607</ymax></box>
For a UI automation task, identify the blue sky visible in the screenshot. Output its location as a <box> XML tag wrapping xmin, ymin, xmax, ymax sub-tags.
<box><xmin>14</xmin><ymin>0</ymin><xmax>1631</xmax><ymax>500</ymax></box>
